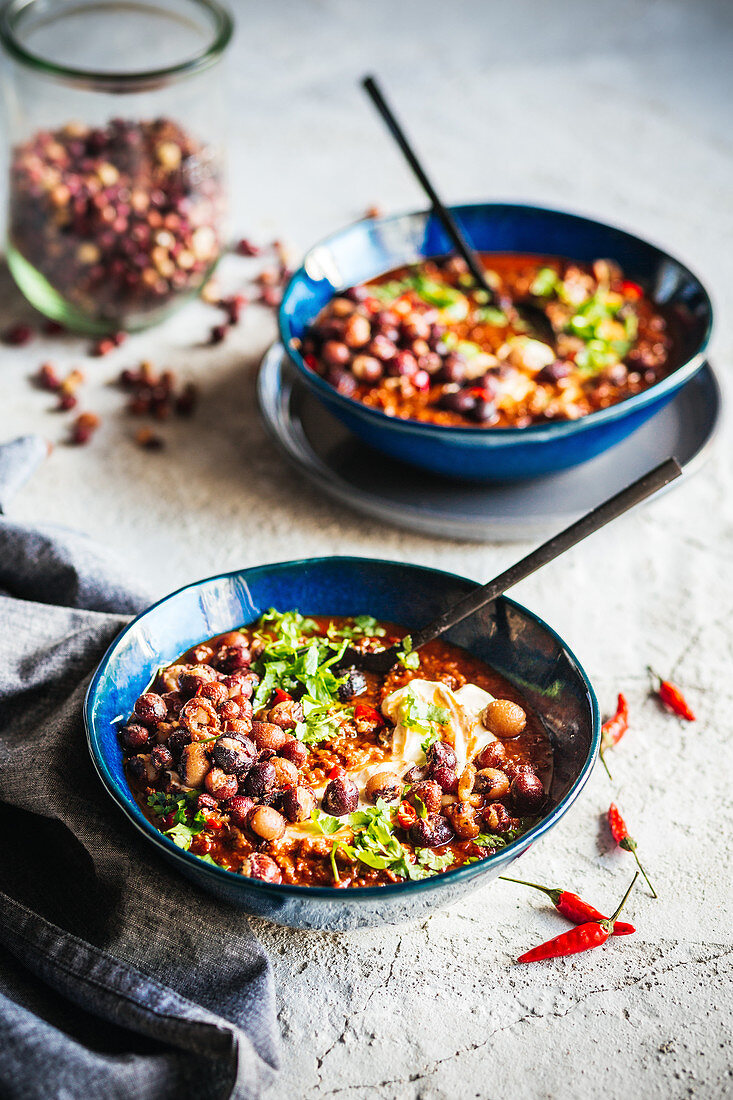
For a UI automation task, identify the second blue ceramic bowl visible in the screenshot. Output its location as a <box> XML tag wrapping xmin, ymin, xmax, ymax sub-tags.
<box><xmin>85</xmin><ymin>557</ymin><xmax>600</xmax><ymax>931</ymax></box>
<box><xmin>279</xmin><ymin>203</ymin><xmax>712</xmax><ymax>481</ymax></box>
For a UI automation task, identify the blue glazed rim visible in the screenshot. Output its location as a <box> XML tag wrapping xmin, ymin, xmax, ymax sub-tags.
<box><xmin>279</xmin><ymin>202</ymin><xmax>714</xmax><ymax>443</ymax></box>
<box><xmin>84</xmin><ymin>556</ymin><xmax>601</xmax><ymax>904</ymax></box>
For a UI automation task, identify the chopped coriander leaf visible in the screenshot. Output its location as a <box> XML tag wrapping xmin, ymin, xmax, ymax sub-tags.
<box><xmin>330</xmin><ymin>841</ymin><xmax>341</xmax><ymax>883</ymax></box>
<box><xmin>255</xmin><ymin>608</ymin><xmax>318</xmax><ymax>645</ymax></box>
<box><xmin>406</xmin><ymin>274</ymin><xmax>469</xmax><ymax>321</ymax></box>
<box><xmin>365</xmin><ymin>279</ymin><xmax>413</xmax><ymax>302</ymax></box>
<box><xmin>326</xmin><ymin>615</ymin><xmax>385</xmax><ymax>641</ymax></box>
<box><xmin>146</xmin><ymin>790</ymin><xmax>197</xmax><ymax>824</ymax></box>
<box><xmin>251</xmin><ymin>612</ymin><xmax>352</xmax><ymax>744</ymax></box>
<box><xmin>413</xmin><ymin>796</ymin><xmax>428</xmax><ymax>821</ymax></box>
<box><xmin>417</xmin><ymin>849</ymin><xmax>454</xmax><ymax>873</ymax></box>
<box><xmin>397</xmin><ymin>635</ymin><xmax>420</xmax><ymax>671</ymax></box>
<box><xmin>165</xmin><ymin>810</ymin><xmax>207</xmax><ymax>850</ymax></box>
<box><xmin>343</xmin><ymin>800</ymin><xmax>423</xmax><ymax>879</ymax></box>
<box><xmin>475</xmin><ymin>818</ymin><xmax>537</xmax><ymax>851</ymax></box>
<box><xmin>530</xmin><ymin>267</ymin><xmax>559</xmax><ymax>297</ymax></box>
<box><xmin>398</xmin><ymin>686</ymin><xmax>450</xmax><ymax>757</ymax></box>
<box><xmin>311</xmin><ymin>809</ymin><xmax>341</xmax><ymax>835</ymax></box>
<box><xmin>475</xmin><ymin>306</ymin><xmax>508</xmax><ymax>326</ymax></box>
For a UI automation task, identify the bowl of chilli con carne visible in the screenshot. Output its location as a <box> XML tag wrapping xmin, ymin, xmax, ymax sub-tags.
<box><xmin>278</xmin><ymin>203</ymin><xmax>712</xmax><ymax>481</ymax></box>
<box><xmin>85</xmin><ymin>557</ymin><xmax>600</xmax><ymax>931</ymax></box>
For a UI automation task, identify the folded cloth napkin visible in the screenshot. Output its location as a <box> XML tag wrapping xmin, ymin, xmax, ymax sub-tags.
<box><xmin>0</xmin><ymin>436</ymin><xmax>279</xmax><ymax>1100</ymax></box>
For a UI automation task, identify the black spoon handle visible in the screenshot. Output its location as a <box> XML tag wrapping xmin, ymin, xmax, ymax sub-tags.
<box><xmin>408</xmin><ymin>457</ymin><xmax>682</xmax><ymax>652</ymax></box>
<box><xmin>362</xmin><ymin>74</ymin><xmax>494</xmax><ymax>300</ymax></box>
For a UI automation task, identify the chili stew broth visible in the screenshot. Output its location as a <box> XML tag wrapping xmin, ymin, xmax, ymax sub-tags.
<box><xmin>300</xmin><ymin>253</ymin><xmax>673</xmax><ymax>428</ymax></box>
<box><xmin>121</xmin><ymin>612</ymin><xmax>552</xmax><ymax>888</ymax></box>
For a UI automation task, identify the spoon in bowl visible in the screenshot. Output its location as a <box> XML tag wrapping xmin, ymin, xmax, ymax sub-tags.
<box><xmin>361</xmin><ymin>74</ymin><xmax>556</xmax><ymax>347</ymax></box>
<box><xmin>340</xmin><ymin>456</ymin><xmax>682</xmax><ymax>674</ymax></box>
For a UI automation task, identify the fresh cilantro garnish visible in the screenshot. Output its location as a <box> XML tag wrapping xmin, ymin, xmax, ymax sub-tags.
<box><xmin>146</xmin><ymin>790</ymin><xmax>197</xmax><ymax>824</ymax></box>
<box><xmin>165</xmin><ymin>809</ymin><xmax>207</xmax><ymax>850</ymax></box>
<box><xmin>364</xmin><ymin>279</ymin><xmax>413</xmax><ymax>302</ymax></box>
<box><xmin>530</xmin><ymin>267</ymin><xmax>560</xmax><ymax>297</ymax></box>
<box><xmin>474</xmin><ymin>831</ymin><xmax>508</xmax><ymax>850</ymax></box>
<box><xmin>397</xmin><ymin>635</ymin><xmax>420</xmax><ymax>671</ymax></box>
<box><xmin>324</xmin><ymin>800</ymin><xmax>453</xmax><ymax>882</ymax></box>
<box><xmin>416</xmin><ymin>849</ymin><xmax>455</xmax><ymax>873</ymax></box>
<box><xmin>251</xmin><ymin>609</ymin><xmax>351</xmax><ymax>745</ymax></box>
<box><xmin>398</xmin><ymin>686</ymin><xmax>449</xmax><ymax>756</ymax></box>
<box><xmin>330</xmin><ymin>841</ymin><xmax>341</xmax><ymax>883</ymax></box>
<box><xmin>565</xmin><ymin>289</ymin><xmax>635</xmax><ymax>376</ymax></box>
<box><xmin>338</xmin><ymin>800</ymin><xmax>422</xmax><ymax>879</ymax></box>
<box><xmin>311</xmin><ymin>809</ymin><xmax>341</xmax><ymax>835</ymax></box>
<box><xmin>475</xmin><ymin>306</ymin><xmax>507</xmax><ymax>326</ymax></box>
<box><xmin>475</xmin><ymin>818</ymin><xmax>537</xmax><ymax>851</ymax></box>
<box><xmin>406</xmin><ymin>274</ymin><xmax>469</xmax><ymax>321</ymax></box>
<box><xmin>326</xmin><ymin>615</ymin><xmax>385</xmax><ymax>641</ymax></box>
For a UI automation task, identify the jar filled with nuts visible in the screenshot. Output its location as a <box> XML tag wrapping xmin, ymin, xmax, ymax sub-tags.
<box><xmin>0</xmin><ymin>0</ymin><xmax>231</xmax><ymax>332</ymax></box>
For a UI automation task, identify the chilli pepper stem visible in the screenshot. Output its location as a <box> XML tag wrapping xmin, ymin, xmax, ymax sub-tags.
<box><xmin>601</xmin><ymin>872</ymin><xmax>639</xmax><ymax>931</ymax></box>
<box><xmin>622</xmin><ymin>840</ymin><xmax>658</xmax><ymax>899</ymax></box>
<box><xmin>599</xmin><ymin>749</ymin><xmax>613</xmax><ymax>780</ymax></box>
<box><xmin>499</xmin><ymin>876</ymin><xmax>560</xmax><ymax>903</ymax></box>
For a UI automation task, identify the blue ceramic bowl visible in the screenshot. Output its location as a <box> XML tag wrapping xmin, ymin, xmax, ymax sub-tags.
<box><xmin>85</xmin><ymin>557</ymin><xmax>600</xmax><ymax>931</ymax></box>
<box><xmin>279</xmin><ymin>203</ymin><xmax>712</xmax><ymax>481</ymax></box>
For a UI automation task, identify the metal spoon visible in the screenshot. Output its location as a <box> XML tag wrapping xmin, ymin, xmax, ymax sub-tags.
<box><xmin>340</xmin><ymin>457</ymin><xmax>682</xmax><ymax>674</ymax></box>
<box><xmin>362</xmin><ymin>75</ymin><xmax>556</xmax><ymax>347</ymax></box>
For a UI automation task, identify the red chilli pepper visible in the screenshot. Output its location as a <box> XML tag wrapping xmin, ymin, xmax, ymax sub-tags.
<box><xmin>608</xmin><ymin>803</ymin><xmax>657</xmax><ymax>898</ymax></box>
<box><xmin>517</xmin><ymin>873</ymin><xmax>638</xmax><ymax>963</ymax></box>
<box><xmin>648</xmin><ymin>667</ymin><xmax>695</xmax><ymax>721</ymax></box>
<box><xmin>599</xmin><ymin>692</ymin><xmax>628</xmax><ymax>779</ymax></box>
<box><xmin>354</xmin><ymin>702</ymin><xmax>384</xmax><ymax>727</ymax></box>
<box><xmin>272</xmin><ymin>688</ymin><xmax>292</xmax><ymax>705</ymax></box>
<box><xmin>395</xmin><ymin>801</ymin><xmax>417</xmax><ymax>830</ymax></box>
<box><xmin>499</xmin><ymin>876</ymin><xmax>635</xmax><ymax>936</ymax></box>
<box><xmin>327</xmin><ymin>765</ymin><xmax>345</xmax><ymax>781</ymax></box>
<box><xmin>621</xmin><ymin>279</ymin><xmax>643</xmax><ymax>300</ymax></box>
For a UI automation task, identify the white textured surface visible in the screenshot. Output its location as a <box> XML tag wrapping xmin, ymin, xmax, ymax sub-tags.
<box><xmin>3</xmin><ymin>1</ymin><xmax>733</xmax><ymax>1096</ymax></box>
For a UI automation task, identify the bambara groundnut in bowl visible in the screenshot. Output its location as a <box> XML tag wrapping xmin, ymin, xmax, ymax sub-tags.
<box><xmin>85</xmin><ymin>558</ymin><xmax>600</xmax><ymax>930</ymax></box>
<box><xmin>278</xmin><ymin>203</ymin><xmax>712</xmax><ymax>481</ymax></box>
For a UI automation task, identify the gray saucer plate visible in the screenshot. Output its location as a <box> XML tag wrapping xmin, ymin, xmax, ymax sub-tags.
<box><xmin>257</xmin><ymin>343</ymin><xmax>722</xmax><ymax>542</ymax></box>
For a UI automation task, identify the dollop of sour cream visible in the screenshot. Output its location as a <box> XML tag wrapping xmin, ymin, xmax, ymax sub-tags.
<box><xmin>380</xmin><ymin>678</ymin><xmax>498</xmax><ymax>777</ymax></box>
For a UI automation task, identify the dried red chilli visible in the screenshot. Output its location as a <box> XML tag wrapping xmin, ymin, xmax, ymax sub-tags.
<box><xmin>648</xmin><ymin>667</ymin><xmax>695</xmax><ymax>721</ymax></box>
<box><xmin>517</xmin><ymin>873</ymin><xmax>638</xmax><ymax>963</ymax></box>
<box><xmin>499</xmin><ymin>876</ymin><xmax>635</xmax><ymax>936</ymax></box>
<box><xmin>599</xmin><ymin>692</ymin><xmax>628</xmax><ymax>778</ymax></box>
<box><xmin>608</xmin><ymin>803</ymin><xmax>657</xmax><ymax>898</ymax></box>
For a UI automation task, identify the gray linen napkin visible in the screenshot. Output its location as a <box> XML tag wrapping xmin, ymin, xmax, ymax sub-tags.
<box><xmin>0</xmin><ymin>436</ymin><xmax>279</xmax><ymax>1100</ymax></box>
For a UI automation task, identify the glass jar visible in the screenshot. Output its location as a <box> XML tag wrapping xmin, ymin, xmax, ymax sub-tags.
<box><xmin>0</xmin><ymin>0</ymin><xmax>232</xmax><ymax>333</ymax></box>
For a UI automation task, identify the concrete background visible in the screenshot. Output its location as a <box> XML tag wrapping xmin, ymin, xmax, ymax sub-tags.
<box><xmin>3</xmin><ymin>1</ymin><xmax>732</xmax><ymax>1096</ymax></box>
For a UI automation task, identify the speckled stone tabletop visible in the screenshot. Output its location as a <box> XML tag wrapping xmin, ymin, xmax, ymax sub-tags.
<box><xmin>3</xmin><ymin>1</ymin><xmax>732</xmax><ymax>1097</ymax></box>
